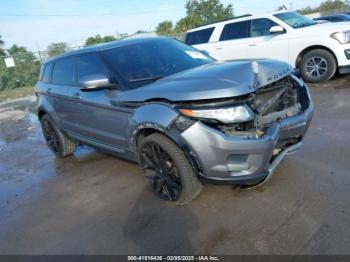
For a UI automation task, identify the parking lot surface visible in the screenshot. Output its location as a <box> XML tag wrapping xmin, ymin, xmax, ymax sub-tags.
<box><xmin>0</xmin><ymin>76</ymin><xmax>350</xmax><ymax>255</ymax></box>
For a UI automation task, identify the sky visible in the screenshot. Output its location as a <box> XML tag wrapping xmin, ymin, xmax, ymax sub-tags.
<box><xmin>0</xmin><ymin>0</ymin><xmax>323</xmax><ymax>52</ymax></box>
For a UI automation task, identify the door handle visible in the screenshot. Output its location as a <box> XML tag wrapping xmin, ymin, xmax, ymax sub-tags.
<box><xmin>72</xmin><ymin>93</ymin><xmax>82</xmax><ymax>100</ymax></box>
<box><xmin>248</xmin><ymin>43</ymin><xmax>256</xmax><ymax>47</ymax></box>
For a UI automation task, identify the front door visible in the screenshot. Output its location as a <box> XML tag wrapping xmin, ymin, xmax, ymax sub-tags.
<box><xmin>73</xmin><ymin>52</ymin><xmax>132</xmax><ymax>149</ymax></box>
<box><xmin>246</xmin><ymin>18</ymin><xmax>290</xmax><ymax>63</ymax></box>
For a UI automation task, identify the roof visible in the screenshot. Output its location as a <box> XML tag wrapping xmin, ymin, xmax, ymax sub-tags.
<box><xmin>186</xmin><ymin>11</ymin><xmax>296</xmax><ymax>32</ymax></box>
<box><xmin>187</xmin><ymin>14</ymin><xmax>252</xmax><ymax>31</ymax></box>
<box><xmin>44</xmin><ymin>36</ymin><xmax>166</xmax><ymax>64</ymax></box>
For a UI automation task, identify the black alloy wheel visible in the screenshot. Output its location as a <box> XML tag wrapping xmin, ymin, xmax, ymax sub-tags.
<box><xmin>41</xmin><ymin>117</ymin><xmax>61</xmax><ymax>154</ymax></box>
<box><xmin>139</xmin><ymin>142</ymin><xmax>182</xmax><ymax>201</ymax></box>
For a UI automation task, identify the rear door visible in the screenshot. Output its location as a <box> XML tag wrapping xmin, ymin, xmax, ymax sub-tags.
<box><xmin>50</xmin><ymin>57</ymin><xmax>82</xmax><ymax>133</ymax></box>
<box><xmin>207</xmin><ymin>20</ymin><xmax>251</xmax><ymax>61</ymax></box>
<box><xmin>245</xmin><ymin>18</ymin><xmax>289</xmax><ymax>62</ymax></box>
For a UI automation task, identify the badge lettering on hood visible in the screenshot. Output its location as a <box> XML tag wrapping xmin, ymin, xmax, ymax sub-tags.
<box><xmin>251</xmin><ymin>61</ymin><xmax>292</xmax><ymax>89</ymax></box>
<box><xmin>266</xmin><ymin>67</ymin><xmax>292</xmax><ymax>83</ymax></box>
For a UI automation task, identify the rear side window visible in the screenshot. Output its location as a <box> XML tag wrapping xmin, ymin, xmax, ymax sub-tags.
<box><xmin>185</xmin><ymin>27</ymin><xmax>214</xmax><ymax>45</ymax></box>
<box><xmin>52</xmin><ymin>58</ymin><xmax>75</xmax><ymax>85</ymax></box>
<box><xmin>76</xmin><ymin>53</ymin><xmax>109</xmax><ymax>83</ymax></box>
<box><xmin>220</xmin><ymin>20</ymin><xmax>250</xmax><ymax>41</ymax></box>
<box><xmin>251</xmin><ymin>18</ymin><xmax>279</xmax><ymax>37</ymax></box>
<box><xmin>41</xmin><ymin>62</ymin><xmax>54</xmax><ymax>83</ymax></box>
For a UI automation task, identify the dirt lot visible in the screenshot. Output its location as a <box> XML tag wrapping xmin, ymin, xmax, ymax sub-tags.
<box><xmin>0</xmin><ymin>75</ymin><xmax>349</xmax><ymax>255</ymax></box>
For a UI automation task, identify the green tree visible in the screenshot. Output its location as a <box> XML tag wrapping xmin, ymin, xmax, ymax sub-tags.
<box><xmin>185</xmin><ymin>0</ymin><xmax>233</xmax><ymax>25</ymax></box>
<box><xmin>135</xmin><ymin>30</ymin><xmax>148</xmax><ymax>34</ymax></box>
<box><xmin>297</xmin><ymin>0</ymin><xmax>350</xmax><ymax>14</ymax></box>
<box><xmin>156</xmin><ymin>21</ymin><xmax>174</xmax><ymax>35</ymax></box>
<box><xmin>276</xmin><ymin>4</ymin><xmax>288</xmax><ymax>11</ymax></box>
<box><xmin>157</xmin><ymin>0</ymin><xmax>234</xmax><ymax>35</ymax></box>
<box><xmin>175</xmin><ymin>16</ymin><xmax>202</xmax><ymax>33</ymax></box>
<box><xmin>319</xmin><ymin>0</ymin><xmax>349</xmax><ymax>11</ymax></box>
<box><xmin>0</xmin><ymin>45</ymin><xmax>40</xmax><ymax>90</ymax></box>
<box><xmin>85</xmin><ymin>34</ymin><xmax>116</xmax><ymax>46</ymax></box>
<box><xmin>46</xmin><ymin>42</ymin><xmax>70</xmax><ymax>57</ymax></box>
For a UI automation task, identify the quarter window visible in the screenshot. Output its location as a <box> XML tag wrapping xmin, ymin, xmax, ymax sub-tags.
<box><xmin>185</xmin><ymin>27</ymin><xmax>214</xmax><ymax>45</ymax></box>
<box><xmin>42</xmin><ymin>62</ymin><xmax>54</xmax><ymax>83</ymax></box>
<box><xmin>251</xmin><ymin>18</ymin><xmax>279</xmax><ymax>37</ymax></box>
<box><xmin>220</xmin><ymin>20</ymin><xmax>250</xmax><ymax>41</ymax></box>
<box><xmin>52</xmin><ymin>58</ymin><xmax>74</xmax><ymax>85</ymax></box>
<box><xmin>76</xmin><ymin>53</ymin><xmax>109</xmax><ymax>83</ymax></box>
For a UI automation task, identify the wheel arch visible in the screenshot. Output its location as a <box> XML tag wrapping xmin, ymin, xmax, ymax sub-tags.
<box><xmin>131</xmin><ymin>125</ymin><xmax>202</xmax><ymax>178</ymax></box>
<box><xmin>295</xmin><ymin>45</ymin><xmax>338</xmax><ymax>69</ymax></box>
<box><xmin>38</xmin><ymin>109</ymin><xmax>47</xmax><ymax>119</ymax></box>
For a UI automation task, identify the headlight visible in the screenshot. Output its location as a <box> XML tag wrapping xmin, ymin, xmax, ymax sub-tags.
<box><xmin>331</xmin><ymin>31</ymin><xmax>350</xmax><ymax>44</ymax></box>
<box><xmin>179</xmin><ymin>105</ymin><xmax>255</xmax><ymax>124</ymax></box>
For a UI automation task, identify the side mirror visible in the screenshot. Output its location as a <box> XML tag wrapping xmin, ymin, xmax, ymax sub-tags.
<box><xmin>79</xmin><ymin>74</ymin><xmax>116</xmax><ymax>91</ymax></box>
<box><xmin>269</xmin><ymin>25</ymin><xmax>285</xmax><ymax>34</ymax></box>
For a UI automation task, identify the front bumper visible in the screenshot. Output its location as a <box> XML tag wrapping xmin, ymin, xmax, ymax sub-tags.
<box><xmin>180</xmin><ymin>84</ymin><xmax>313</xmax><ymax>185</ymax></box>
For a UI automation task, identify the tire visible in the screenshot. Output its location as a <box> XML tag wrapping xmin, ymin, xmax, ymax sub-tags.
<box><xmin>138</xmin><ymin>133</ymin><xmax>202</xmax><ymax>205</ymax></box>
<box><xmin>40</xmin><ymin>114</ymin><xmax>76</xmax><ymax>158</ymax></box>
<box><xmin>299</xmin><ymin>49</ymin><xmax>336</xmax><ymax>83</ymax></box>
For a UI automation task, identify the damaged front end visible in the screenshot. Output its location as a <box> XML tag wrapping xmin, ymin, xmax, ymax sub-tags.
<box><xmin>176</xmin><ymin>73</ymin><xmax>313</xmax><ymax>186</ymax></box>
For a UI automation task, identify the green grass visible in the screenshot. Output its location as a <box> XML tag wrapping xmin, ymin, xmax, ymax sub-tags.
<box><xmin>0</xmin><ymin>86</ymin><xmax>34</xmax><ymax>103</ymax></box>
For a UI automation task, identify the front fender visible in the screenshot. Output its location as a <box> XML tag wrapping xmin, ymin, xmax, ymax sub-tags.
<box><xmin>127</xmin><ymin>103</ymin><xmax>179</xmax><ymax>151</ymax></box>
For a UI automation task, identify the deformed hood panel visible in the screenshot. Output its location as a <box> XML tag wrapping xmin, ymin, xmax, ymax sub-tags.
<box><xmin>118</xmin><ymin>59</ymin><xmax>293</xmax><ymax>102</ymax></box>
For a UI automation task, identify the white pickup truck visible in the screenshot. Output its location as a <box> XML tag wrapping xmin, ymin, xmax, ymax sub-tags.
<box><xmin>185</xmin><ymin>11</ymin><xmax>350</xmax><ymax>83</ymax></box>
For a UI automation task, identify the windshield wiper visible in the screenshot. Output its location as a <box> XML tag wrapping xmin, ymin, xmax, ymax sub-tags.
<box><xmin>129</xmin><ymin>76</ymin><xmax>163</xmax><ymax>83</ymax></box>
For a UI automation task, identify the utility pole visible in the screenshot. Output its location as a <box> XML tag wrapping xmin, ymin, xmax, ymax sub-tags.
<box><xmin>35</xmin><ymin>41</ymin><xmax>42</xmax><ymax>63</ymax></box>
<box><xmin>290</xmin><ymin>1</ymin><xmax>293</xmax><ymax>11</ymax></box>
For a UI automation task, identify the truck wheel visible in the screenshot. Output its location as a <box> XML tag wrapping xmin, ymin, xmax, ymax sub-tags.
<box><xmin>299</xmin><ymin>49</ymin><xmax>336</xmax><ymax>83</ymax></box>
<box><xmin>40</xmin><ymin>114</ymin><xmax>76</xmax><ymax>158</ymax></box>
<box><xmin>138</xmin><ymin>133</ymin><xmax>202</xmax><ymax>205</ymax></box>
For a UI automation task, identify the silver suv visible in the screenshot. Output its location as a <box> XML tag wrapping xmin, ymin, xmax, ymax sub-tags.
<box><xmin>36</xmin><ymin>37</ymin><xmax>313</xmax><ymax>204</ymax></box>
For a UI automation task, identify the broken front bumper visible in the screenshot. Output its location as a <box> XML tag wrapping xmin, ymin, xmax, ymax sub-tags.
<box><xmin>180</xmin><ymin>84</ymin><xmax>313</xmax><ymax>185</ymax></box>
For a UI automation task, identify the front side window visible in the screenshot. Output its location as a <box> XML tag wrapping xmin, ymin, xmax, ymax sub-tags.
<box><xmin>274</xmin><ymin>12</ymin><xmax>316</xmax><ymax>29</ymax></box>
<box><xmin>42</xmin><ymin>62</ymin><xmax>54</xmax><ymax>83</ymax></box>
<box><xmin>76</xmin><ymin>53</ymin><xmax>109</xmax><ymax>83</ymax></box>
<box><xmin>185</xmin><ymin>27</ymin><xmax>214</xmax><ymax>45</ymax></box>
<box><xmin>220</xmin><ymin>20</ymin><xmax>250</xmax><ymax>41</ymax></box>
<box><xmin>52</xmin><ymin>58</ymin><xmax>74</xmax><ymax>85</ymax></box>
<box><xmin>102</xmin><ymin>38</ymin><xmax>214</xmax><ymax>88</ymax></box>
<box><xmin>251</xmin><ymin>18</ymin><xmax>279</xmax><ymax>37</ymax></box>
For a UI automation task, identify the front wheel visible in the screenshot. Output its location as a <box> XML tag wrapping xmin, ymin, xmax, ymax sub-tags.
<box><xmin>138</xmin><ymin>133</ymin><xmax>202</xmax><ymax>205</ymax></box>
<box><xmin>299</xmin><ymin>49</ymin><xmax>336</xmax><ymax>83</ymax></box>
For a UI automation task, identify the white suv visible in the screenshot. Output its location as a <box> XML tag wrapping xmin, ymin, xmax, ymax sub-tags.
<box><xmin>185</xmin><ymin>12</ymin><xmax>350</xmax><ymax>83</ymax></box>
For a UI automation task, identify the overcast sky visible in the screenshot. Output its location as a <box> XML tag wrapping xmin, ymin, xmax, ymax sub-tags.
<box><xmin>1</xmin><ymin>0</ymin><xmax>322</xmax><ymax>51</ymax></box>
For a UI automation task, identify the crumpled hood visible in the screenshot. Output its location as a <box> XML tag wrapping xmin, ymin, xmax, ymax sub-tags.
<box><xmin>118</xmin><ymin>59</ymin><xmax>293</xmax><ymax>102</ymax></box>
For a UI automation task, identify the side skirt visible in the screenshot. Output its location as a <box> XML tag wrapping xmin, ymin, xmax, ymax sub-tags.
<box><xmin>66</xmin><ymin>131</ymin><xmax>137</xmax><ymax>162</ymax></box>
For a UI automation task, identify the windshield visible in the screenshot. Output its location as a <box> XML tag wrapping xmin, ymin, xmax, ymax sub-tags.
<box><xmin>102</xmin><ymin>38</ymin><xmax>215</xmax><ymax>88</ymax></box>
<box><xmin>274</xmin><ymin>12</ymin><xmax>316</xmax><ymax>29</ymax></box>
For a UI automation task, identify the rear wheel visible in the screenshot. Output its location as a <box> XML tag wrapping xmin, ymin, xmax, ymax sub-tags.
<box><xmin>299</xmin><ymin>49</ymin><xmax>336</xmax><ymax>83</ymax></box>
<box><xmin>138</xmin><ymin>133</ymin><xmax>202</xmax><ymax>205</ymax></box>
<box><xmin>40</xmin><ymin>114</ymin><xmax>76</xmax><ymax>158</ymax></box>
